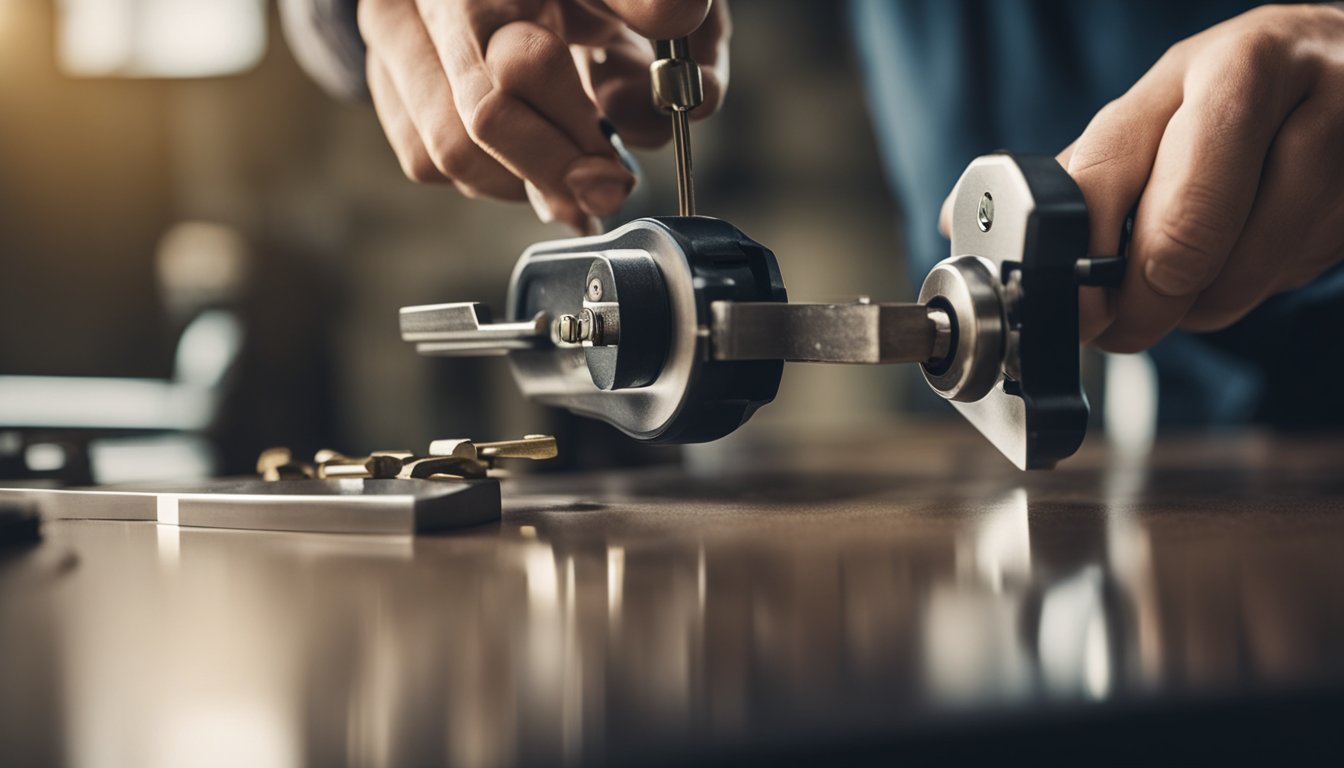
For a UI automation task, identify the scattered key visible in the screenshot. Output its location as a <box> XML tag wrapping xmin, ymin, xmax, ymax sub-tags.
<box><xmin>257</xmin><ymin>447</ymin><xmax>316</xmax><ymax>481</ymax></box>
<box><xmin>259</xmin><ymin>435</ymin><xmax>557</xmax><ymax>482</ymax></box>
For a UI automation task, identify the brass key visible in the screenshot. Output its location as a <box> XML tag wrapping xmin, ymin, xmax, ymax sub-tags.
<box><xmin>429</xmin><ymin>435</ymin><xmax>558</xmax><ymax>464</ymax></box>
<box><xmin>260</xmin><ymin>436</ymin><xmax>557</xmax><ymax>482</ymax></box>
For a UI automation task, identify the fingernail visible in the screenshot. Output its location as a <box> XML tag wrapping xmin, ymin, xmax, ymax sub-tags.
<box><xmin>565</xmin><ymin>156</ymin><xmax>634</xmax><ymax>218</ymax></box>
<box><xmin>1144</xmin><ymin>257</ymin><xmax>1203</xmax><ymax>297</ymax></box>
<box><xmin>525</xmin><ymin>181</ymin><xmax>554</xmax><ymax>224</ymax></box>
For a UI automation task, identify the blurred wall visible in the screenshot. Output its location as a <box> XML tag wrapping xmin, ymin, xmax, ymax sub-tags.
<box><xmin>0</xmin><ymin>0</ymin><xmax>919</xmax><ymax>472</ymax></box>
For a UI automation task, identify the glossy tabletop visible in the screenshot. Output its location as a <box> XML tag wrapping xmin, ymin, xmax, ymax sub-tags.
<box><xmin>3</xmin><ymin>427</ymin><xmax>1344</xmax><ymax>766</ymax></box>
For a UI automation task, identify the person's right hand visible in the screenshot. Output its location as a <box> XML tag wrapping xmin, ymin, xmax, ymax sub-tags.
<box><xmin>358</xmin><ymin>0</ymin><xmax>730</xmax><ymax>233</ymax></box>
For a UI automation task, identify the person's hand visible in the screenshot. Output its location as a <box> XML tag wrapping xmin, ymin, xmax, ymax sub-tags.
<box><xmin>943</xmin><ymin>4</ymin><xmax>1344</xmax><ymax>352</ymax></box>
<box><xmin>358</xmin><ymin>0</ymin><xmax>729</xmax><ymax>233</ymax></box>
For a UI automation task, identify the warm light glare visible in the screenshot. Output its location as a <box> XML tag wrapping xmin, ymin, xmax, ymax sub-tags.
<box><xmin>57</xmin><ymin>0</ymin><xmax>266</xmax><ymax>78</ymax></box>
<box><xmin>0</xmin><ymin>0</ymin><xmax>14</xmax><ymax>40</ymax></box>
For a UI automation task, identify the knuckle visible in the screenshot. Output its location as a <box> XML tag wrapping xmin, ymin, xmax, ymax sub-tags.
<box><xmin>356</xmin><ymin>0</ymin><xmax>395</xmax><ymax>38</ymax></box>
<box><xmin>1240</xmin><ymin>4</ymin><xmax>1290</xmax><ymax>30</ymax></box>
<box><xmin>1238</xmin><ymin>27</ymin><xmax>1289</xmax><ymax>69</ymax></box>
<box><xmin>1068</xmin><ymin>107</ymin><xmax>1128</xmax><ymax>177</ymax></box>
<box><xmin>1219</xmin><ymin>26</ymin><xmax>1292</xmax><ymax>88</ymax></box>
<box><xmin>465</xmin><ymin>89</ymin><xmax>512</xmax><ymax>145</ymax></box>
<box><xmin>401</xmin><ymin>155</ymin><xmax>441</xmax><ymax>184</ymax></box>
<box><xmin>1149</xmin><ymin>184</ymin><xmax>1235</xmax><ymax>285</ymax></box>
<box><xmin>451</xmin><ymin>180</ymin><xmax>483</xmax><ymax>200</ymax></box>
<box><xmin>487</xmin><ymin>22</ymin><xmax>566</xmax><ymax>89</ymax></box>
<box><xmin>426</xmin><ymin>135</ymin><xmax>482</xmax><ymax>180</ymax></box>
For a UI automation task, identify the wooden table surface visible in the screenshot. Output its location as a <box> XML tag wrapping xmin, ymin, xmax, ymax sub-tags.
<box><xmin>3</xmin><ymin>427</ymin><xmax>1343</xmax><ymax>765</ymax></box>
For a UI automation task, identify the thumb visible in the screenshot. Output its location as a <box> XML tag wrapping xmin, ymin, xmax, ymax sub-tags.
<box><xmin>600</xmin><ymin>0</ymin><xmax>712</xmax><ymax>40</ymax></box>
<box><xmin>937</xmin><ymin>179</ymin><xmax>960</xmax><ymax>238</ymax></box>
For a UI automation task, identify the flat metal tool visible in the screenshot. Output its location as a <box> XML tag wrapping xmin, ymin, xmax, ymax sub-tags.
<box><xmin>399</xmin><ymin>154</ymin><xmax>1127</xmax><ymax>469</ymax></box>
<box><xmin>0</xmin><ymin>479</ymin><xmax>500</xmax><ymax>534</ymax></box>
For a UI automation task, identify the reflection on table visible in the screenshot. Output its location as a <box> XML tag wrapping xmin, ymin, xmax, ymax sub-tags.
<box><xmin>3</xmin><ymin>430</ymin><xmax>1343</xmax><ymax>766</ymax></box>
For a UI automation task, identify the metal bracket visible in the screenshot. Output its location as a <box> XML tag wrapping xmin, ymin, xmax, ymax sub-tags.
<box><xmin>929</xmin><ymin>153</ymin><xmax>1093</xmax><ymax>469</ymax></box>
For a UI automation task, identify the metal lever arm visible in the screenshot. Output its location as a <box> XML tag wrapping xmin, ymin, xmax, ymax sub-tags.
<box><xmin>710</xmin><ymin>301</ymin><xmax>953</xmax><ymax>365</ymax></box>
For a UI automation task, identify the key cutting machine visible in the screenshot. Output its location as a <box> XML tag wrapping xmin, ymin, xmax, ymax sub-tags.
<box><xmin>398</xmin><ymin>38</ymin><xmax>1128</xmax><ymax>470</ymax></box>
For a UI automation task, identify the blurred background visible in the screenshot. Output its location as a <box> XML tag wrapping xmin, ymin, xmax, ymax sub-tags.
<box><xmin>0</xmin><ymin>0</ymin><xmax>940</xmax><ymax>484</ymax></box>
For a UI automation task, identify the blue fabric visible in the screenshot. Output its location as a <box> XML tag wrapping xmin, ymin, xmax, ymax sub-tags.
<box><xmin>849</xmin><ymin>0</ymin><xmax>1344</xmax><ymax>428</ymax></box>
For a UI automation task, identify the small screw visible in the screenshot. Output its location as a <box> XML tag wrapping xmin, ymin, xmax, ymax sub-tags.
<box><xmin>587</xmin><ymin>277</ymin><xmax>603</xmax><ymax>301</ymax></box>
<box><xmin>977</xmin><ymin>192</ymin><xmax>994</xmax><ymax>232</ymax></box>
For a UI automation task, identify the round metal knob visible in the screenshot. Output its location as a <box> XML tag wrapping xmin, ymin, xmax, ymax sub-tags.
<box><xmin>917</xmin><ymin>256</ymin><xmax>1006</xmax><ymax>402</ymax></box>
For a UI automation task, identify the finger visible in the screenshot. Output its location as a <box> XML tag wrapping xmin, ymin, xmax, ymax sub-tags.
<box><xmin>577</xmin><ymin>0</ymin><xmax>728</xmax><ymax>147</ymax></box>
<box><xmin>599</xmin><ymin>0</ymin><xmax>711</xmax><ymax>40</ymax></box>
<box><xmin>483</xmin><ymin>20</ymin><xmax>634</xmax><ymax>217</ymax></box>
<box><xmin>1183</xmin><ymin>96</ymin><xmax>1344</xmax><ymax>330</ymax></box>
<box><xmin>416</xmin><ymin>4</ymin><xmax>634</xmax><ymax>220</ymax></box>
<box><xmin>937</xmin><ymin>177</ymin><xmax>960</xmax><ymax>238</ymax></box>
<box><xmin>482</xmin><ymin>21</ymin><xmax>618</xmax><ymax>158</ymax></box>
<box><xmin>1043</xmin><ymin>142</ymin><xmax>1114</xmax><ymax>340</ymax></box>
<box><xmin>685</xmin><ymin>0</ymin><xmax>729</xmax><ymax>120</ymax></box>
<box><xmin>367</xmin><ymin>54</ymin><xmax>446</xmax><ymax>184</ymax></box>
<box><xmin>1095</xmin><ymin>34</ymin><xmax>1310</xmax><ymax>352</ymax></box>
<box><xmin>1060</xmin><ymin>49</ymin><xmax>1185</xmax><ymax>344</ymax></box>
<box><xmin>577</xmin><ymin>30</ymin><xmax>671</xmax><ymax>147</ymax></box>
<box><xmin>359</xmin><ymin>0</ymin><xmax>523</xmax><ymax>199</ymax></box>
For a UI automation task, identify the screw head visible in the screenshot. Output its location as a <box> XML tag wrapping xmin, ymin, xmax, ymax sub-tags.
<box><xmin>586</xmin><ymin>277</ymin><xmax>604</xmax><ymax>301</ymax></box>
<box><xmin>557</xmin><ymin>314</ymin><xmax>581</xmax><ymax>344</ymax></box>
<box><xmin>977</xmin><ymin>192</ymin><xmax>994</xmax><ymax>232</ymax></box>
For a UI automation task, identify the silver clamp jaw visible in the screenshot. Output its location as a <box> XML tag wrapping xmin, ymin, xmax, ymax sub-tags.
<box><xmin>400</xmin><ymin>154</ymin><xmax>1122</xmax><ymax>469</ymax></box>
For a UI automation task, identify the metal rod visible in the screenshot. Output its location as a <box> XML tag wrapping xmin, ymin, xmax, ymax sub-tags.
<box><xmin>671</xmin><ymin>109</ymin><xmax>695</xmax><ymax>216</ymax></box>
<box><xmin>709</xmin><ymin>301</ymin><xmax>952</xmax><ymax>365</ymax></box>
<box><xmin>651</xmin><ymin>37</ymin><xmax>701</xmax><ymax>217</ymax></box>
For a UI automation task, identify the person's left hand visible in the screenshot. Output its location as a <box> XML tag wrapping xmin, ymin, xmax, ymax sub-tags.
<box><xmin>943</xmin><ymin>4</ymin><xmax>1344</xmax><ymax>353</ymax></box>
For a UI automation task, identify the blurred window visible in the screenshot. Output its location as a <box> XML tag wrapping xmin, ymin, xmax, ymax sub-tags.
<box><xmin>57</xmin><ymin>0</ymin><xmax>266</xmax><ymax>78</ymax></box>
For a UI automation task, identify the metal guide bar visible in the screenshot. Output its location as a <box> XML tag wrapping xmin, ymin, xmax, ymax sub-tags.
<box><xmin>709</xmin><ymin>301</ymin><xmax>952</xmax><ymax>365</ymax></box>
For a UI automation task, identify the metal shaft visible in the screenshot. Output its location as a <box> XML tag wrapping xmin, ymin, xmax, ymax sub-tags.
<box><xmin>671</xmin><ymin>109</ymin><xmax>695</xmax><ymax>216</ymax></box>
<box><xmin>709</xmin><ymin>301</ymin><xmax>953</xmax><ymax>365</ymax></box>
<box><xmin>651</xmin><ymin>37</ymin><xmax>703</xmax><ymax>217</ymax></box>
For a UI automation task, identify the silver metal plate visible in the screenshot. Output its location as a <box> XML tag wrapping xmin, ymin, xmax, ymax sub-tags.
<box><xmin>946</xmin><ymin>156</ymin><xmax>1040</xmax><ymax>470</ymax></box>
<box><xmin>0</xmin><ymin>479</ymin><xmax>500</xmax><ymax>534</ymax></box>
